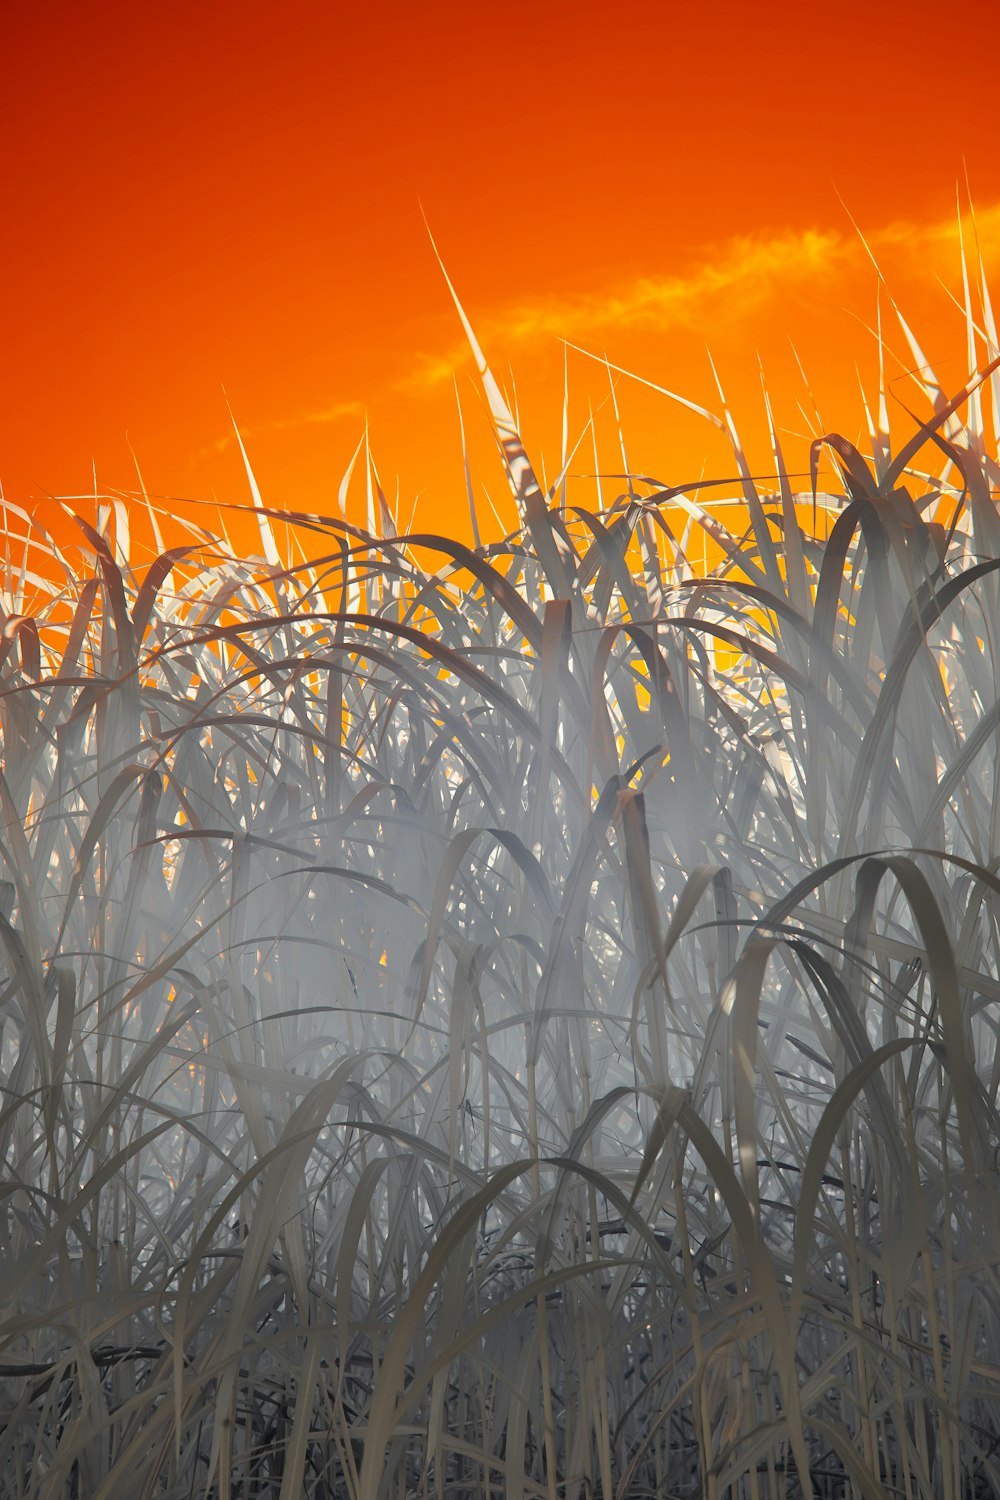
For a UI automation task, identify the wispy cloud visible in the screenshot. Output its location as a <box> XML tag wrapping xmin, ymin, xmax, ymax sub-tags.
<box><xmin>184</xmin><ymin>399</ymin><xmax>364</xmax><ymax>470</ymax></box>
<box><xmin>400</xmin><ymin>203</ymin><xmax>1000</xmax><ymax>394</ymax></box>
<box><xmin>876</xmin><ymin>200</ymin><xmax>1000</xmax><ymax>253</ymax></box>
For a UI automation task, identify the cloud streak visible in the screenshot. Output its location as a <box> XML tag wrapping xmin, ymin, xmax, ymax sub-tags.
<box><xmin>400</xmin><ymin>203</ymin><xmax>1000</xmax><ymax>393</ymax></box>
<box><xmin>184</xmin><ymin>399</ymin><xmax>365</xmax><ymax>471</ymax></box>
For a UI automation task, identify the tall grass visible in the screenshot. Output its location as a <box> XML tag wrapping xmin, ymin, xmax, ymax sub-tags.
<box><xmin>2</xmin><ymin>252</ymin><xmax>1000</xmax><ymax>1500</ymax></box>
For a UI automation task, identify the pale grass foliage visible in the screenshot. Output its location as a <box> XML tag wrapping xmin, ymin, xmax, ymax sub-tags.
<box><xmin>2</xmin><ymin>254</ymin><xmax>1000</xmax><ymax>1500</ymax></box>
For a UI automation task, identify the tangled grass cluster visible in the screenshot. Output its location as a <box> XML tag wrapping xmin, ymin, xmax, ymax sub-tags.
<box><xmin>2</xmin><ymin>256</ymin><xmax>1000</xmax><ymax>1499</ymax></box>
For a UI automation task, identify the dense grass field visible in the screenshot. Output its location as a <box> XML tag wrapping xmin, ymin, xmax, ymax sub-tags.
<box><xmin>3</xmin><ymin>265</ymin><xmax>1000</xmax><ymax>1500</ymax></box>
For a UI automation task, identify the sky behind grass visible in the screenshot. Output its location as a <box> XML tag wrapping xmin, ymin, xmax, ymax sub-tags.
<box><xmin>3</xmin><ymin>0</ymin><xmax>1000</xmax><ymax>560</ymax></box>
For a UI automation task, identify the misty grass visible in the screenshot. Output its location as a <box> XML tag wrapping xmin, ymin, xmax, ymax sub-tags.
<box><xmin>2</xmin><ymin>254</ymin><xmax>1000</xmax><ymax>1499</ymax></box>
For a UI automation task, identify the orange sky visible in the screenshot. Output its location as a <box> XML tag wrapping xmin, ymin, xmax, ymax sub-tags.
<box><xmin>4</xmin><ymin>0</ymin><xmax>1000</xmax><ymax>569</ymax></box>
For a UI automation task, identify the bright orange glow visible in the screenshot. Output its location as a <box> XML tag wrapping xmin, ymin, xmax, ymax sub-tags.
<box><xmin>4</xmin><ymin>1</ymin><xmax>1000</xmax><ymax>567</ymax></box>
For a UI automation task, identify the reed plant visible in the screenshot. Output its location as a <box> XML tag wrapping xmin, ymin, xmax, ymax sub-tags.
<box><xmin>1</xmin><ymin>249</ymin><xmax>1000</xmax><ymax>1500</ymax></box>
